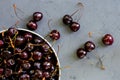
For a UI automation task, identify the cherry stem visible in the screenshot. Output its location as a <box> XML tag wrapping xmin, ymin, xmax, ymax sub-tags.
<box><xmin>42</xmin><ymin>77</ymin><xmax>46</xmax><ymax>80</ymax></box>
<box><xmin>48</xmin><ymin>19</ymin><xmax>52</xmax><ymax>31</ymax></box>
<box><xmin>13</xmin><ymin>4</ymin><xmax>23</xmax><ymax>21</ymax></box>
<box><xmin>9</xmin><ymin>36</ymin><xmax>15</xmax><ymax>49</ymax></box>
<box><xmin>57</xmin><ymin>45</ymin><xmax>60</xmax><ymax>55</ymax></box>
<box><xmin>71</xmin><ymin>9</ymin><xmax>79</xmax><ymax>17</ymax></box>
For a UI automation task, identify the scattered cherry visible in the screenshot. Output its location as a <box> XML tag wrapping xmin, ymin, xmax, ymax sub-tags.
<box><xmin>49</xmin><ymin>30</ymin><xmax>60</xmax><ymax>40</ymax></box>
<box><xmin>102</xmin><ymin>34</ymin><xmax>114</xmax><ymax>45</ymax></box>
<box><xmin>63</xmin><ymin>15</ymin><xmax>73</xmax><ymax>25</ymax></box>
<box><xmin>84</xmin><ymin>41</ymin><xmax>95</xmax><ymax>52</ymax></box>
<box><xmin>76</xmin><ymin>48</ymin><xmax>87</xmax><ymax>59</ymax></box>
<box><xmin>33</xmin><ymin>12</ymin><xmax>43</xmax><ymax>22</ymax></box>
<box><xmin>70</xmin><ymin>22</ymin><xmax>80</xmax><ymax>32</ymax></box>
<box><xmin>26</xmin><ymin>20</ymin><xmax>38</xmax><ymax>30</ymax></box>
<box><xmin>0</xmin><ymin>40</ymin><xmax>4</xmax><ymax>47</ymax></box>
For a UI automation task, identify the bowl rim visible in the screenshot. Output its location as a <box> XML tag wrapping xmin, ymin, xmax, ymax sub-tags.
<box><xmin>0</xmin><ymin>28</ymin><xmax>61</xmax><ymax>80</ymax></box>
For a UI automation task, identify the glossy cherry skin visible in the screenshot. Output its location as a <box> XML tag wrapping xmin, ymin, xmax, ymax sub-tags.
<box><xmin>33</xmin><ymin>12</ymin><xmax>43</xmax><ymax>22</ymax></box>
<box><xmin>63</xmin><ymin>15</ymin><xmax>73</xmax><ymax>25</ymax></box>
<box><xmin>26</xmin><ymin>20</ymin><xmax>38</xmax><ymax>30</ymax></box>
<box><xmin>102</xmin><ymin>34</ymin><xmax>114</xmax><ymax>45</ymax></box>
<box><xmin>24</xmin><ymin>33</ymin><xmax>33</xmax><ymax>41</ymax></box>
<box><xmin>0</xmin><ymin>68</ymin><xmax>4</xmax><ymax>75</ymax></box>
<box><xmin>15</xmin><ymin>36</ymin><xmax>25</xmax><ymax>46</ymax></box>
<box><xmin>33</xmin><ymin>51</ymin><xmax>42</xmax><ymax>60</ymax></box>
<box><xmin>7</xmin><ymin>27</ymin><xmax>18</xmax><ymax>37</ymax></box>
<box><xmin>76</xmin><ymin>48</ymin><xmax>87</xmax><ymax>59</ymax></box>
<box><xmin>84</xmin><ymin>41</ymin><xmax>95</xmax><ymax>52</ymax></box>
<box><xmin>70</xmin><ymin>22</ymin><xmax>80</xmax><ymax>32</ymax></box>
<box><xmin>0</xmin><ymin>40</ymin><xmax>4</xmax><ymax>47</ymax></box>
<box><xmin>19</xmin><ymin>74</ymin><xmax>30</xmax><ymax>80</ymax></box>
<box><xmin>49</xmin><ymin>30</ymin><xmax>60</xmax><ymax>40</ymax></box>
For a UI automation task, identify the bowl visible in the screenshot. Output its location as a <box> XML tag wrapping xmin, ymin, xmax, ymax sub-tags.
<box><xmin>0</xmin><ymin>28</ymin><xmax>60</xmax><ymax>80</ymax></box>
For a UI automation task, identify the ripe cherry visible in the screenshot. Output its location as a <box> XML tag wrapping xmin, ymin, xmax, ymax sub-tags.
<box><xmin>19</xmin><ymin>51</ymin><xmax>28</xmax><ymax>59</ymax></box>
<box><xmin>26</xmin><ymin>20</ymin><xmax>38</xmax><ymax>30</ymax></box>
<box><xmin>19</xmin><ymin>74</ymin><xmax>30</xmax><ymax>80</ymax></box>
<box><xmin>6</xmin><ymin>59</ymin><xmax>15</xmax><ymax>66</ymax></box>
<box><xmin>0</xmin><ymin>68</ymin><xmax>4</xmax><ymax>75</ymax></box>
<box><xmin>70</xmin><ymin>22</ymin><xmax>80</xmax><ymax>32</ymax></box>
<box><xmin>7</xmin><ymin>27</ymin><xmax>18</xmax><ymax>37</ymax></box>
<box><xmin>63</xmin><ymin>15</ymin><xmax>73</xmax><ymax>25</ymax></box>
<box><xmin>84</xmin><ymin>41</ymin><xmax>95</xmax><ymax>52</ymax></box>
<box><xmin>43</xmin><ymin>61</ymin><xmax>52</xmax><ymax>70</ymax></box>
<box><xmin>24</xmin><ymin>32</ymin><xmax>33</xmax><ymax>41</ymax></box>
<box><xmin>49</xmin><ymin>30</ymin><xmax>60</xmax><ymax>40</ymax></box>
<box><xmin>15</xmin><ymin>36</ymin><xmax>25</xmax><ymax>46</ymax></box>
<box><xmin>102</xmin><ymin>34</ymin><xmax>114</xmax><ymax>45</ymax></box>
<box><xmin>76</xmin><ymin>48</ymin><xmax>87</xmax><ymax>59</ymax></box>
<box><xmin>33</xmin><ymin>51</ymin><xmax>42</xmax><ymax>60</ymax></box>
<box><xmin>5</xmin><ymin>68</ymin><xmax>13</xmax><ymax>77</ymax></box>
<box><xmin>34</xmin><ymin>70</ymin><xmax>43</xmax><ymax>78</ymax></box>
<box><xmin>0</xmin><ymin>40</ymin><xmax>4</xmax><ymax>48</ymax></box>
<box><xmin>22</xmin><ymin>62</ymin><xmax>31</xmax><ymax>70</ymax></box>
<box><xmin>33</xmin><ymin>12</ymin><xmax>43</xmax><ymax>22</ymax></box>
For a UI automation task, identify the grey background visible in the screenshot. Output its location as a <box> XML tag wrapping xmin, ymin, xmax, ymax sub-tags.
<box><xmin>0</xmin><ymin>0</ymin><xmax>120</xmax><ymax>80</ymax></box>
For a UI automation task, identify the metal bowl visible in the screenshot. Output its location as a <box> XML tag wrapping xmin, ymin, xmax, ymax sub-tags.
<box><xmin>0</xmin><ymin>28</ymin><xmax>61</xmax><ymax>80</ymax></box>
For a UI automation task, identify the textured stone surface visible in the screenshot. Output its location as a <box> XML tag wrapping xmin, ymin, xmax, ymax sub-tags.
<box><xmin>0</xmin><ymin>0</ymin><xmax>120</xmax><ymax>80</ymax></box>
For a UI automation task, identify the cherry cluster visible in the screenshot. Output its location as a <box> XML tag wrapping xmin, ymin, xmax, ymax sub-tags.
<box><xmin>63</xmin><ymin>14</ymin><xmax>80</xmax><ymax>32</ymax></box>
<box><xmin>0</xmin><ymin>27</ymin><xmax>59</xmax><ymax>80</ymax></box>
<box><xmin>26</xmin><ymin>12</ymin><xmax>43</xmax><ymax>30</ymax></box>
<box><xmin>76</xmin><ymin>34</ymin><xmax>114</xmax><ymax>59</ymax></box>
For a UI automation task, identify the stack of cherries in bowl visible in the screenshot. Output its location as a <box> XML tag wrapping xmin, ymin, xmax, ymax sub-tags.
<box><xmin>0</xmin><ymin>27</ymin><xmax>60</xmax><ymax>80</ymax></box>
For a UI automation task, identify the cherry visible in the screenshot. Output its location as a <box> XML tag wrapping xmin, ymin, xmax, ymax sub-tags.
<box><xmin>49</xmin><ymin>30</ymin><xmax>60</xmax><ymax>40</ymax></box>
<box><xmin>43</xmin><ymin>71</ymin><xmax>50</xmax><ymax>78</ymax></box>
<box><xmin>0</xmin><ymin>40</ymin><xmax>4</xmax><ymax>47</ymax></box>
<box><xmin>70</xmin><ymin>22</ymin><xmax>80</xmax><ymax>32</ymax></box>
<box><xmin>26</xmin><ymin>20</ymin><xmax>38</xmax><ymax>30</ymax></box>
<box><xmin>15</xmin><ymin>36</ymin><xmax>25</xmax><ymax>46</ymax></box>
<box><xmin>33</xmin><ymin>51</ymin><xmax>42</xmax><ymax>60</ymax></box>
<box><xmin>34</xmin><ymin>70</ymin><xmax>43</xmax><ymax>78</ymax></box>
<box><xmin>24</xmin><ymin>33</ymin><xmax>33</xmax><ymax>41</ymax></box>
<box><xmin>5</xmin><ymin>68</ymin><xmax>13</xmax><ymax>77</ymax></box>
<box><xmin>0</xmin><ymin>68</ymin><xmax>4</xmax><ymax>75</ymax></box>
<box><xmin>41</xmin><ymin>44</ymin><xmax>50</xmax><ymax>52</ymax></box>
<box><xmin>102</xmin><ymin>34</ymin><xmax>114</xmax><ymax>45</ymax></box>
<box><xmin>26</xmin><ymin>43</ymin><xmax>34</xmax><ymax>52</ymax></box>
<box><xmin>19</xmin><ymin>74</ymin><xmax>30</xmax><ymax>80</ymax></box>
<box><xmin>76</xmin><ymin>48</ymin><xmax>87</xmax><ymax>59</ymax></box>
<box><xmin>33</xmin><ymin>12</ymin><xmax>43</xmax><ymax>22</ymax></box>
<box><xmin>43</xmin><ymin>61</ymin><xmax>52</xmax><ymax>70</ymax></box>
<box><xmin>7</xmin><ymin>59</ymin><xmax>15</xmax><ymax>66</ymax></box>
<box><xmin>2</xmin><ymin>50</ymin><xmax>12</xmax><ymax>59</ymax></box>
<box><xmin>84</xmin><ymin>41</ymin><xmax>95</xmax><ymax>52</ymax></box>
<box><xmin>34</xmin><ymin>62</ymin><xmax>41</xmax><ymax>69</ymax></box>
<box><xmin>19</xmin><ymin>51</ymin><xmax>28</xmax><ymax>59</ymax></box>
<box><xmin>34</xmin><ymin>37</ymin><xmax>43</xmax><ymax>44</ymax></box>
<box><xmin>22</xmin><ymin>62</ymin><xmax>31</xmax><ymax>70</ymax></box>
<box><xmin>63</xmin><ymin>15</ymin><xmax>73</xmax><ymax>25</ymax></box>
<box><xmin>7</xmin><ymin>27</ymin><xmax>18</xmax><ymax>37</ymax></box>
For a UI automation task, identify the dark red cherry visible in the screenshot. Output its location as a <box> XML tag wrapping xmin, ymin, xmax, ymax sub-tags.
<box><xmin>0</xmin><ymin>40</ymin><xmax>4</xmax><ymax>47</ymax></box>
<box><xmin>26</xmin><ymin>20</ymin><xmax>38</xmax><ymax>30</ymax></box>
<box><xmin>2</xmin><ymin>50</ymin><xmax>12</xmax><ymax>59</ymax></box>
<box><xmin>5</xmin><ymin>68</ymin><xmax>13</xmax><ymax>77</ymax></box>
<box><xmin>0</xmin><ymin>68</ymin><xmax>4</xmax><ymax>75</ymax></box>
<box><xmin>33</xmin><ymin>51</ymin><xmax>42</xmax><ymax>60</ymax></box>
<box><xmin>63</xmin><ymin>15</ymin><xmax>73</xmax><ymax>25</ymax></box>
<box><xmin>34</xmin><ymin>62</ymin><xmax>41</xmax><ymax>69</ymax></box>
<box><xmin>15</xmin><ymin>36</ymin><xmax>25</xmax><ymax>46</ymax></box>
<box><xmin>70</xmin><ymin>22</ymin><xmax>80</xmax><ymax>32</ymax></box>
<box><xmin>24</xmin><ymin>33</ymin><xmax>33</xmax><ymax>41</ymax></box>
<box><xmin>43</xmin><ymin>71</ymin><xmax>50</xmax><ymax>78</ymax></box>
<box><xmin>7</xmin><ymin>59</ymin><xmax>15</xmax><ymax>66</ymax></box>
<box><xmin>43</xmin><ymin>61</ymin><xmax>52</xmax><ymax>70</ymax></box>
<box><xmin>34</xmin><ymin>37</ymin><xmax>43</xmax><ymax>44</ymax></box>
<box><xmin>84</xmin><ymin>41</ymin><xmax>95</xmax><ymax>52</ymax></box>
<box><xmin>33</xmin><ymin>12</ymin><xmax>43</xmax><ymax>22</ymax></box>
<box><xmin>26</xmin><ymin>43</ymin><xmax>34</xmax><ymax>52</ymax></box>
<box><xmin>76</xmin><ymin>48</ymin><xmax>87</xmax><ymax>59</ymax></box>
<box><xmin>19</xmin><ymin>51</ymin><xmax>28</xmax><ymax>59</ymax></box>
<box><xmin>34</xmin><ymin>70</ymin><xmax>43</xmax><ymax>78</ymax></box>
<box><xmin>49</xmin><ymin>30</ymin><xmax>60</xmax><ymax>40</ymax></box>
<box><xmin>41</xmin><ymin>44</ymin><xmax>50</xmax><ymax>52</ymax></box>
<box><xmin>19</xmin><ymin>74</ymin><xmax>30</xmax><ymax>80</ymax></box>
<box><xmin>22</xmin><ymin>62</ymin><xmax>31</xmax><ymax>70</ymax></box>
<box><xmin>102</xmin><ymin>34</ymin><xmax>114</xmax><ymax>45</ymax></box>
<box><xmin>7</xmin><ymin>27</ymin><xmax>18</xmax><ymax>37</ymax></box>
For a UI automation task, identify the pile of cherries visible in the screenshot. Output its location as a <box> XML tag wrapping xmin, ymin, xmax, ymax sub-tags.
<box><xmin>76</xmin><ymin>34</ymin><xmax>114</xmax><ymax>59</ymax></box>
<box><xmin>0</xmin><ymin>27</ymin><xmax>59</xmax><ymax>80</ymax></box>
<box><xmin>27</xmin><ymin>12</ymin><xmax>43</xmax><ymax>30</ymax></box>
<box><xmin>63</xmin><ymin>14</ymin><xmax>80</xmax><ymax>32</ymax></box>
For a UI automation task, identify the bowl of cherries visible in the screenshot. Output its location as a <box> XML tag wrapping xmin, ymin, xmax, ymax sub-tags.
<box><xmin>0</xmin><ymin>27</ymin><xmax>60</xmax><ymax>80</ymax></box>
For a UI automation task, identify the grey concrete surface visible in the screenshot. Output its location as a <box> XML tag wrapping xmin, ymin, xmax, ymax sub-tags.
<box><xmin>0</xmin><ymin>0</ymin><xmax>120</xmax><ymax>80</ymax></box>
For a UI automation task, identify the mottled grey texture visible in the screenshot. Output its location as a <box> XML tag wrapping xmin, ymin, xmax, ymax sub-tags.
<box><xmin>0</xmin><ymin>0</ymin><xmax>120</xmax><ymax>80</ymax></box>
